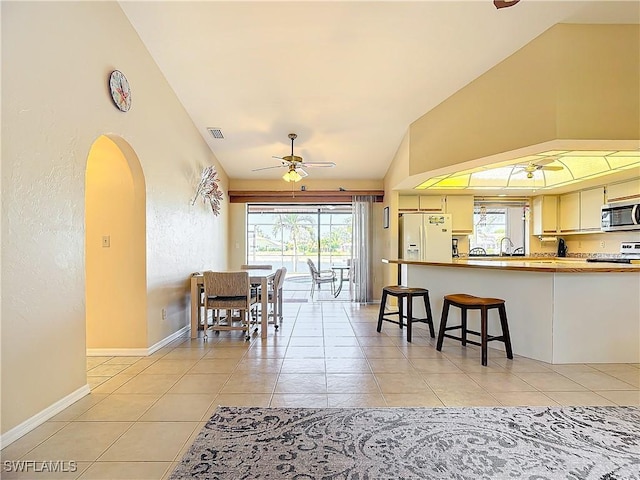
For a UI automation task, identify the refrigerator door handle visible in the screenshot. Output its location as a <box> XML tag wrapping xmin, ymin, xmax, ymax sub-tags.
<box><xmin>419</xmin><ymin>223</ymin><xmax>424</xmax><ymax>261</ymax></box>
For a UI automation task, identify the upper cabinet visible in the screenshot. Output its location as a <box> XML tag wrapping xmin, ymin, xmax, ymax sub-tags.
<box><xmin>398</xmin><ymin>195</ymin><xmax>473</xmax><ymax>233</ymax></box>
<box><xmin>419</xmin><ymin>195</ymin><xmax>445</xmax><ymax>212</ymax></box>
<box><xmin>579</xmin><ymin>187</ymin><xmax>605</xmax><ymax>232</ymax></box>
<box><xmin>398</xmin><ymin>195</ymin><xmax>419</xmax><ymax>210</ymax></box>
<box><xmin>532</xmin><ymin>195</ymin><xmax>558</xmax><ymax>236</ymax></box>
<box><xmin>606</xmin><ymin>178</ymin><xmax>640</xmax><ymax>203</ymax></box>
<box><xmin>444</xmin><ymin>196</ymin><xmax>474</xmax><ymax>234</ymax></box>
<box><xmin>557</xmin><ymin>187</ymin><xmax>605</xmax><ymax>234</ymax></box>
<box><xmin>559</xmin><ymin>192</ymin><xmax>580</xmax><ymax>233</ymax></box>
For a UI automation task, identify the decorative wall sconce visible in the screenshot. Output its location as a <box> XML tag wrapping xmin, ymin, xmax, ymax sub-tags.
<box><xmin>192</xmin><ymin>166</ymin><xmax>223</xmax><ymax>216</ymax></box>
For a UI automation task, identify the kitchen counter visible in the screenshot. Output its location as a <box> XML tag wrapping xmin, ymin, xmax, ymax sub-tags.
<box><xmin>384</xmin><ymin>257</ymin><xmax>640</xmax><ymax>273</ymax></box>
<box><xmin>383</xmin><ymin>258</ymin><xmax>640</xmax><ymax>364</ymax></box>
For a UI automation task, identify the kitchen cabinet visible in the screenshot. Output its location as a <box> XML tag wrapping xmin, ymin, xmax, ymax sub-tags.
<box><xmin>399</xmin><ymin>195</ymin><xmax>473</xmax><ymax>233</ymax></box>
<box><xmin>559</xmin><ymin>187</ymin><xmax>605</xmax><ymax>234</ymax></box>
<box><xmin>398</xmin><ymin>195</ymin><xmax>419</xmax><ymax>210</ymax></box>
<box><xmin>579</xmin><ymin>187</ymin><xmax>605</xmax><ymax>232</ymax></box>
<box><xmin>606</xmin><ymin>178</ymin><xmax>640</xmax><ymax>203</ymax></box>
<box><xmin>559</xmin><ymin>192</ymin><xmax>580</xmax><ymax>233</ymax></box>
<box><xmin>532</xmin><ymin>195</ymin><xmax>558</xmax><ymax>235</ymax></box>
<box><xmin>419</xmin><ymin>195</ymin><xmax>445</xmax><ymax>212</ymax></box>
<box><xmin>444</xmin><ymin>196</ymin><xmax>474</xmax><ymax>233</ymax></box>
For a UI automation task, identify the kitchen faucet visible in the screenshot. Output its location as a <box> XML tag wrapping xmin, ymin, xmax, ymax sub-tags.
<box><xmin>500</xmin><ymin>237</ymin><xmax>514</xmax><ymax>256</ymax></box>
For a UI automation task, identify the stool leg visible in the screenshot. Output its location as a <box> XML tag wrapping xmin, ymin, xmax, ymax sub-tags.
<box><xmin>461</xmin><ymin>307</ymin><xmax>467</xmax><ymax>346</ymax></box>
<box><xmin>423</xmin><ymin>293</ymin><xmax>435</xmax><ymax>338</ymax></box>
<box><xmin>398</xmin><ymin>295</ymin><xmax>404</xmax><ymax>330</ymax></box>
<box><xmin>480</xmin><ymin>306</ymin><xmax>488</xmax><ymax>366</ymax></box>
<box><xmin>376</xmin><ymin>291</ymin><xmax>388</xmax><ymax>332</ymax></box>
<box><xmin>436</xmin><ymin>300</ymin><xmax>450</xmax><ymax>351</ymax></box>
<box><xmin>498</xmin><ymin>304</ymin><xmax>513</xmax><ymax>359</ymax></box>
<box><xmin>406</xmin><ymin>294</ymin><xmax>413</xmax><ymax>343</ymax></box>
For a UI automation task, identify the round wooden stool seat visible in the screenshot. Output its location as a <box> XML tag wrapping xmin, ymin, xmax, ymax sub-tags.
<box><xmin>384</xmin><ymin>285</ymin><xmax>429</xmax><ymax>296</ymax></box>
<box><xmin>437</xmin><ymin>293</ymin><xmax>513</xmax><ymax>366</ymax></box>
<box><xmin>444</xmin><ymin>294</ymin><xmax>505</xmax><ymax>307</ymax></box>
<box><xmin>377</xmin><ymin>285</ymin><xmax>434</xmax><ymax>342</ymax></box>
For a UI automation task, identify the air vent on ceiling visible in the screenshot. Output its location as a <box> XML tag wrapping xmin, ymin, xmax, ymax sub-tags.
<box><xmin>207</xmin><ymin>128</ymin><xmax>224</xmax><ymax>139</ymax></box>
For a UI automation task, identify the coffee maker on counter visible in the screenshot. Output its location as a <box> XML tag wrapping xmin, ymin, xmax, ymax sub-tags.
<box><xmin>557</xmin><ymin>238</ymin><xmax>568</xmax><ymax>257</ymax></box>
<box><xmin>452</xmin><ymin>238</ymin><xmax>459</xmax><ymax>258</ymax></box>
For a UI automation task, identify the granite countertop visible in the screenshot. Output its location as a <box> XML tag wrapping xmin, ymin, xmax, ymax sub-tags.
<box><xmin>383</xmin><ymin>257</ymin><xmax>640</xmax><ymax>273</ymax></box>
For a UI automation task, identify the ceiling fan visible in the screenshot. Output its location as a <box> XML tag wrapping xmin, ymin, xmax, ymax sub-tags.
<box><xmin>515</xmin><ymin>159</ymin><xmax>564</xmax><ymax>179</ymax></box>
<box><xmin>252</xmin><ymin>133</ymin><xmax>336</xmax><ymax>182</ymax></box>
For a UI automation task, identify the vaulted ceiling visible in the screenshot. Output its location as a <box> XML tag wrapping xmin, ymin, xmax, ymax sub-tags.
<box><xmin>120</xmin><ymin>1</ymin><xmax>639</xmax><ymax>183</ymax></box>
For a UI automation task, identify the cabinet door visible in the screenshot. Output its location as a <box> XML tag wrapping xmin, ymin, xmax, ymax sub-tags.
<box><xmin>580</xmin><ymin>187</ymin><xmax>604</xmax><ymax>231</ymax></box>
<box><xmin>606</xmin><ymin>178</ymin><xmax>640</xmax><ymax>203</ymax></box>
<box><xmin>418</xmin><ymin>195</ymin><xmax>444</xmax><ymax>212</ymax></box>
<box><xmin>532</xmin><ymin>196</ymin><xmax>558</xmax><ymax>235</ymax></box>
<box><xmin>559</xmin><ymin>192</ymin><xmax>580</xmax><ymax>233</ymax></box>
<box><xmin>444</xmin><ymin>196</ymin><xmax>474</xmax><ymax>233</ymax></box>
<box><xmin>398</xmin><ymin>195</ymin><xmax>419</xmax><ymax>210</ymax></box>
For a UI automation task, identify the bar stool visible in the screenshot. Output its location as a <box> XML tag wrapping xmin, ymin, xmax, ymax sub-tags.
<box><xmin>436</xmin><ymin>293</ymin><xmax>513</xmax><ymax>366</ymax></box>
<box><xmin>376</xmin><ymin>286</ymin><xmax>434</xmax><ymax>342</ymax></box>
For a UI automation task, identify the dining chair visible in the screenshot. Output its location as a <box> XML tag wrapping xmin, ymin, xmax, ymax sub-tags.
<box><xmin>266</xmin><ymin>267</ymin><xmax>287</xmax><ymax>328</ymax></box>
<box><xmin>306</xmin><ymin>258</ymin><xmax>336</xmax><ymax>299</ymax></box>
<box><xmin>202</xmin><ymin>271</ymin><xmax>259</xmax><ymax>341</ymax></box>
<box><xmin>240</xmin><ymin>264</ymin><xmax>273</xmax><ymax>297</ymax></box>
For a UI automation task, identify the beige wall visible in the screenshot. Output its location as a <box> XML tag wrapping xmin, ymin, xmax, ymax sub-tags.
<box><xmin>407</xmin><ymin>24</ymin><xmax>639</xmax><ymax>180</ymax></box>
<box><xmin>1</xmin><ymin>2</ymin><xmax>228</xmax><ymax>436</ymax></box>
<box><xmin>382</xmin><ymin>130</ymin><xmax>411</xmax><ymax>288</ymax></box>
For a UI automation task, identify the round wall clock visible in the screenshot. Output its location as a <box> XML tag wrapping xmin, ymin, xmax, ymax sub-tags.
<box><xmin>109</xmin><ymin>70</ymin><xmax>131</xmax><ymax>112</ymax></box>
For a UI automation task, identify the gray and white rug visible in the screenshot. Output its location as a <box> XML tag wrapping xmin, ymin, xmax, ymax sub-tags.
<box><xmin>171</xmin><ymin>405</ymin><xmax>640</xmax><ymax>479</ymax></box>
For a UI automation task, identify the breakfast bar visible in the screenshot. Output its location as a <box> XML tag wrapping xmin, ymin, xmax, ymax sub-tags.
<box><xmin>383</xmin><ymin>258</ymin><xmax>640</xmax><ymax>364</ymax></box>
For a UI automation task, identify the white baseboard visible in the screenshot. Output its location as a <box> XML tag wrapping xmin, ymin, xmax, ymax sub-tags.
<box><xmin>86</xmin><ymin>325</ymin><xmax>190</xmax><ymax>357</ymax></box>
<box><xmin>2</xmin><ymin>326</ymin><xmax>192</xmax><ymax>448</ymax></box>
<box><xmin>148</xmin><ymin>325</ymin><xmax>191</xmax><ymax>354</ymax></box>
<box><xmin>0</xmin><ymin>384</ymin><xmax>90</xmax><ymax>449</ymax></box>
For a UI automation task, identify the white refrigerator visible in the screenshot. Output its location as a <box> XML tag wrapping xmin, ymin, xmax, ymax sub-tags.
<box><xmin>399</xmin><ymin>213</ymin><xmax>453</xmax><ymax>262</ymax></box>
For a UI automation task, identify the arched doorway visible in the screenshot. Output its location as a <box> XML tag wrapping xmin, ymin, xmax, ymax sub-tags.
<box><xmin>85</xmin><ymin>135</ymin><xmax>147</xmax><ymax>351</ymax></box>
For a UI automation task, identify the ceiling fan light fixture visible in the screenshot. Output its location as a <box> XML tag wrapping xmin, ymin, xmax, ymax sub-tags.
<box><xmin>282</xmin><ymin>168</ymin><xmax>302</xmax><ymax>182</ymax></box>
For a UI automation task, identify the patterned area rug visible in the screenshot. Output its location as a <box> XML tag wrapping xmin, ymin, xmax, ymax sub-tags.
<box><xmin>170</xmin><ymin>406</ymin><xmax>640</xmax><ymax>480</ymax></box>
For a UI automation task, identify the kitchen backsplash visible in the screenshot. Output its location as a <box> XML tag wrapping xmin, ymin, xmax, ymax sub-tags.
<box><xmin>531</xmin><ymin>231</ymin><xmax>640</xmax><ymax>258</ymax></box>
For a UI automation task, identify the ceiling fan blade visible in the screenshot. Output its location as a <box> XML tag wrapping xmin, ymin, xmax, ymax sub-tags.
<box><xmin>535</xmin><ymin>158</ymin><xmax>557</xmax><ymax>166</ymax></box>
<box><xmin>300</xmin><ymin>161</ymin><xmax>336</xmax><ymax>168</ymax></box>
<box><xmin>540</xmin><ymin>165</ymin><xmax>564</xmax><ymax>171</ymax></box>
<box><xmin>251</xmin><ymin>164</ymin><xmax>287</xmax><ymax>172</ymax></box>
<box><xmin>297</xmin><ymin>167</ymin><xmax>309</xmax><ymax>178</ymax></box>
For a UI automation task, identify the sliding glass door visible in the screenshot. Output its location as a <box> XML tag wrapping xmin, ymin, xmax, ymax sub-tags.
<box><xmin>247</xmin><ymin>204</ymin><xmax>352</xmax><ymax>273</ymax></box>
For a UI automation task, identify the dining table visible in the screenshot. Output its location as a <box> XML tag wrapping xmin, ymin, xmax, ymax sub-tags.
<box><xmin>331</xmin><ymin>264</ymin><xmax>350</xmax><ymax>297</ymax></box>
<box><xmin>190</xmin><ymin>268</ymin><xmax>277</xmax><ymax>339</ymax></box>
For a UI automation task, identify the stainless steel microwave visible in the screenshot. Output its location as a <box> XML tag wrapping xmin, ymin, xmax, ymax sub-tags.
<box><xmin>601</xmin><ymin>200</ymin><xmax>640</xmax><ymax>231</ymax></box>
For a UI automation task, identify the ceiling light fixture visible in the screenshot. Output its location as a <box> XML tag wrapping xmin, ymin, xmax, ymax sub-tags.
<box><xmin>415</xmin><ymin>150</ymin><xmax>639</xmax><ymax>191</ymax></box>
<box><xmin>282</xmin><ymin>167</ymin><xmax>302</xmax><ymax>183</ymax></box>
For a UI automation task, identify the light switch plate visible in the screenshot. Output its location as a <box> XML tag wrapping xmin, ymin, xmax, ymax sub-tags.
<box><xmin>102</xmin><ymin>235</ymin><xmax>110</xmax><ymax>247</ymax></box>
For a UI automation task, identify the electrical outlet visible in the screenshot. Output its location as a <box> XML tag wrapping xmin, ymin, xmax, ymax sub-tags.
<box><xmin>600</xmin><ymin>241</ymin><xmax>606</xmax><ymax>249</ymax></box>
<box><xmin>162</xmin><ymin>308</ymin><xmax>167</xmax><ymax>320</ymax></box>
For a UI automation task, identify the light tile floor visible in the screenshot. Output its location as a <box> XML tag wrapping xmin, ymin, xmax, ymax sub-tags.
<box><xmin>2</xmin><ymin>302</ymin><xmax>638</xmax><ymax>479</ymax></box>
